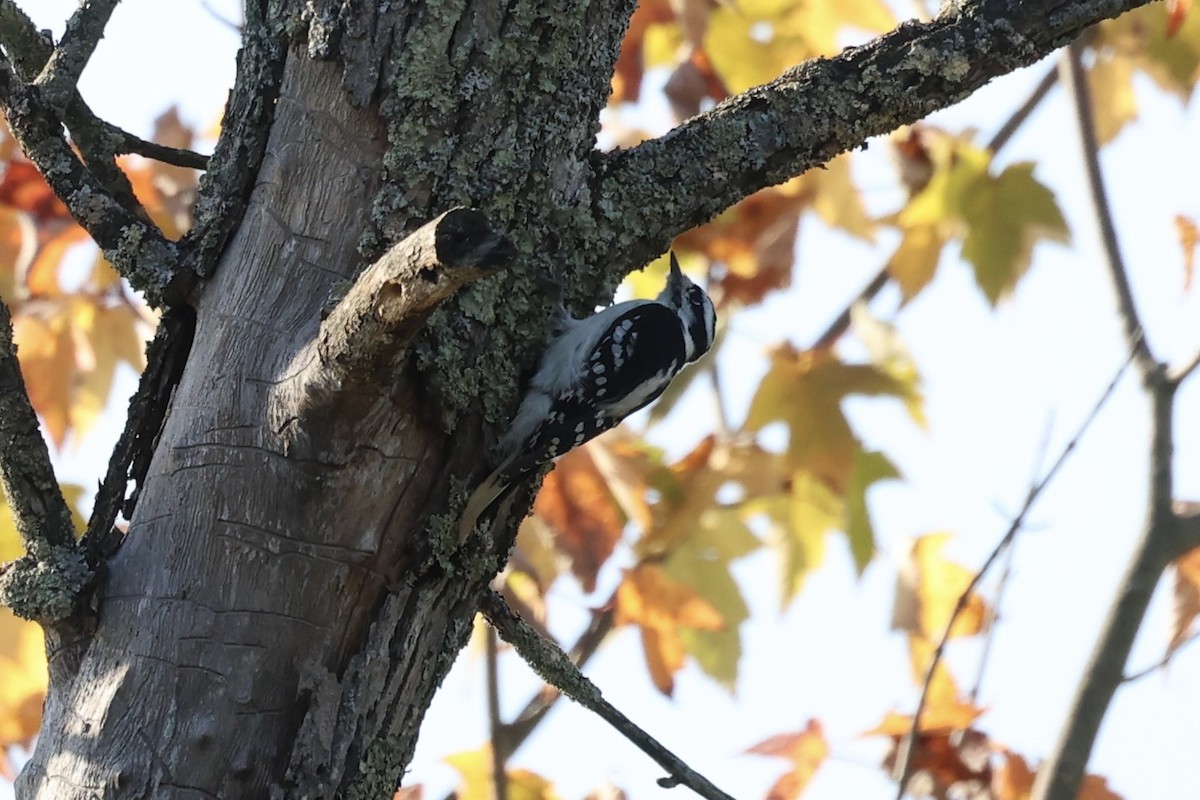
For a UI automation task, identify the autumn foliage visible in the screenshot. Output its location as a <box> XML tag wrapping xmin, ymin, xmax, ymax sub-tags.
<box><xmin>3</xmin><ymin>1</ymin><xmax>1200</xmax><ymax>798</ymax></box>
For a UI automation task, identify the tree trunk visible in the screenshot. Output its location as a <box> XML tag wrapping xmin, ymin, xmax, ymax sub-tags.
<box><xmin>9</xmin><ymin>0</ymin><xmax>1153</xmax><ymax>796</ymax></box>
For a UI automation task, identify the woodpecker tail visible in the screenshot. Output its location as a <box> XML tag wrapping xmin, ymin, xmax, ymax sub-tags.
<box><xmin>456</xmin><ymin>465</ymin><xmax>512</xmax><ymax>543</ymax></box>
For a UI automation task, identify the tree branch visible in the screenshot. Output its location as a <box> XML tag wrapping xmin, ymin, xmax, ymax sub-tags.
<box><xmin>1059</xmin><ymin>42</ymin><xmax>1155</xmax><ymax>375</ymax></box>
<box><xmin>0</xmin><ymin>0</ymin><xmax>182</xmax><ymax>219</ymax></box>
<box><xmin>486</xmin><ymin>627</ymin><xmax>509</xmax><ymax>800</ymax></box>
<box><xmin>895</xmin><ymin>348</ymin><xmax>1136</xmax><ymax>798</ymax></box>
<box><xmin>496</xmin><ymin>605</ymin><xmax>616</xmax><ymax>761</ymax></box>
<box><xmin>588</xmin><ymin>0</ymin><xmax>1150</xmax><ymax>284</ymax></box>
<box><xmin>0</xmin><ymin>57</ymin><xmax>187</xmax><ymax>305</ymax></box>
<box><xmin>82</xmin><ymin>306</ymin><xmax>196</xmax><ymax>563</ymax></box>
<box><xmin>34</xmin><ymin>0</ymin><xmax>121</xmax><ymax>113</ymax></box>
<box><xmin>176</xmin><ymin>0</ymin><xmax>285</xmax><ymax>285</ymax></box>
<box><xmin>481</xmin><ymin>591</ymin><xmax>735</xmax><ymax>800</ymax></box>
<box><xmin>0</xmin><ymin>299</ymin><xmax>90</xmax><ymax>623</ymax></box>
<box><xmin>272</xmin><ymin>208</ymin><xmax>514</xmax><ymax>429</ymax></box>
<box><xmin>1031</xmin><ymin>43</ymin><xmax>1186</xmax><ymax>800</ymax></box>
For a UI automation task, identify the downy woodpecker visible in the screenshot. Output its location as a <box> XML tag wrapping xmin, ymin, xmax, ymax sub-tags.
<box><xmin>457</xmin><ymin>253</ymin><xmax>717</xmax><ymax>542</ymax></box>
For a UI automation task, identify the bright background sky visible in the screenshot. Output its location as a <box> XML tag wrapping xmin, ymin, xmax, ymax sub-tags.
<box><xmin>14</xmin><ymin>1</ymin><xmax>1200</xmax><ymax>798</ymax></box>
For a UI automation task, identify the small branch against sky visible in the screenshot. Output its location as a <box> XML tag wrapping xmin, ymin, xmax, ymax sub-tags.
<box><xmin>1059</xmin><ymin>43</ymin><xmax>1155</xmax><ymax>374</ymax></box>
<box><xmin>175</xmin><ymin>0</ymin><xmax>284</xmax><ymax>286</ymax></box>
<box><xmin>894</xmin><ymin>347</ymin><xmax>1138</xmax><ymax>799</ymax></box>
<box><xmin>1030</xmin><ymin>41</ymin><xmax>1190</xmax><ymax>800</ymax></box>
<box><xmin>588</xmin><ymin>0</ymin><xmax>1152</xmax><ymax>286</ymax></box>
<box><xmin>0</xmin><ymin>57</ymin><xmax>187</xmax><ymax>304</ymax></box>
<box><xmin>34</xmin><ymin>0</ymin><xmax>121</xmax><ymax>112</ymax></box>
<box><xmin>481</xmin><ymin>591</ymin><xmax>737</xmax><ymax>800</ymax></box>
<box><xmin>486</xmin><ymin>627</ymin><xmax>509</xmax><ymax>800</ymax></box>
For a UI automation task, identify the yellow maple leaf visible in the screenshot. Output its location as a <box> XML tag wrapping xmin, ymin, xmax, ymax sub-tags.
<box><xmin>892</xmin><ymin>533</ymin><xmax>990</xmax><ymax>642</ymax></box>
<box><xmin>744</xmin><ymin>345</ymin><xmax>913</xmax><ymax>491</ymax></box>
<box><xmin>0</xmin><ymin>610</ymin><xmax>46</xmax><ymax>778</ymax></box>
<box><xmin>615</xmin><ymin>563</ymin><xmax>724</xmax><ymax>695</ymax></box>
<box><xmin>705</xmin><ymin>0</ymin><xmax>894</xmax><ymax>94</ymax></box>
<box><xmin>900</xmin><ymin>140</ymin><xmax>1069</xmax><ymax>305</ymax></box>
<box><xmin>445</xmin><ymin>745</ymin><xmax>562</xmax><ymax>800</ymax></box>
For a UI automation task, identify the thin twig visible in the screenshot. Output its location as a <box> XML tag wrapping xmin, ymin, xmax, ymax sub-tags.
<box><xmin>893</xmin><ymin>348</ymin><xmax>1137</xmax><ymax>799</ymax></box>
<box><xmin>111</xmin><ymin>131</ymin><xmax>210</xmax><ymax>170</ymax></box>
<box><xmin>1167</xmin><ymin>349</ymin><xmax>1200</xmax><ymax>385</ymax></box>
<box><xmin>1122</xmin><ymin>629</ymin><xmax>1200</xmax><ymax>683</ymax></box>
<box><xmin>481</xmin><ymin>591</ymin><xmax>735</xmax><ymax>800</ymax></box>
<box><xmin>83</xmin><ymin>307</ymin><xmax>195</xmax><ymax>561</ymax></box>
<box><xmin>985</xmin><ymin>65</ymin><xmax>1059</xmax><ymax>153</ymax></box>
<box><xmin>487</xmin><ymin>627</ymin><xmax>509</xmax><ymax>800</ymax></box>
<box><xmin>35</xmin><ymin>0</ymin><xmax>122</xmax><ymax>113</ymax></box>
<box><xmin>1060</xmin><ymin>43</ymin><xmax>1154</xmax><ymax>374</ymax></box>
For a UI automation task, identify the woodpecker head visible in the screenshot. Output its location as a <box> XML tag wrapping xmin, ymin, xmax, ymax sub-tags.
<box><xmin>658</xmin><ymin>252</ymin><xmax>717</xmax><ymax>363</ymax></box>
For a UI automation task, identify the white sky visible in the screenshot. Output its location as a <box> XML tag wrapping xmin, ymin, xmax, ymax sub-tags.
<box><xmin>13</xmin><ymin>2</ymin><xmax>1200</xmax><ymax>799</ymax></box>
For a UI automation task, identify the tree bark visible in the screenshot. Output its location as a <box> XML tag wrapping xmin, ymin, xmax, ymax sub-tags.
<box><xmin>9</xmin><ymin>0</ymin><xmax>1153</xmax><ymax>797</ymax></box>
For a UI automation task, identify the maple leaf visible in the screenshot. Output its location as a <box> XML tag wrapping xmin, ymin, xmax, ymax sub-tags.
<box><xmin>900</xmin><ymin>141</ymin><xmax>1069</xmax><ymax>305</ymax></box>
<box><xmin>445</xmin><ymin>745</ymin><xmax>562</xmax><ymax>800</ymax></box>
<box><xmin>1095</xmin><ymin>3</ymin><xmax>1200</xmax><ymax>101</ymax></box>
<box><xmin>1169</xmin><ymin>545</ymin><xmax>1200</xmax><ymax>657</ymax></box>
<box><xmin>746</xmin><ymin>720</ymin><xmax>829</xmax><ymax>800</ymax></box>
<box><xmin>12</xmin><ymin>297</ymin><xmax>149</xmax><ymax>446</ymax></box>
<box><xmin>1176</xmin><ymin>213</ymin><xmax>1197</xmax><ymax>290</ymax></box>
<box><xmin>892</xmin><ymin>532</ymin><xmax>990</xmax><ymax>643</ymax></box>
<box><xmin>533</xmin><ymin>446</ymin><xmax>624</xmax><ymax>593</ymax></box>
<box><xmin>704</xmin><ymin>0</ymin><xmax>894</xmax><ymax>94</ymax></box>
<box><xmin>992</xmin><ymin>751</ymin><xmax>1125</xmax><ymax>800</ymax></box>
<box><xmin>744</xmin><ymin>344</ymin><xmax>914</xmax><ymax>492</ymax></box>
<box><xmin>610</xmin><ymin>0</ymin><xmax>676</xmax><ymax>104</ymax></box>
<box><xmin>0</xmin><ymin>497</ymin><xmax>48</xmax><ymax>779</ymax></box>
<box><xmin>885</xmin><ymin>222</ymin><xmax>947</xmax><ymax>303</ymax></box>
<box><xmin>867</xmin><ymin>705</ymin><xmax>990</xmax><ymax>800</ymax></box>
<box><xmin>614</xmin><ymin>563</ymin><xmax>724</xmax><ymax>695</ymax></box>
<box><xmin>664</xmin><ymin>506</ymin><xmax>758</xmax><ymax>688</ymax></box>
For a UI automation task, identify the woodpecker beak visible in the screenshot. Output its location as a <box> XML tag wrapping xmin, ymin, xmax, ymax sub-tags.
<box><xmin>667</xmin><ymin>251</ymin><xmax>685</xmax><ymax>303</ymax></box>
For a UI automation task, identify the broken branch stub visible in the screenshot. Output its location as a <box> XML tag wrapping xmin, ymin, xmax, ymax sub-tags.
<box><xmin>290</xmin><ymin>207</ymin><xmax>515</xmax><ymax>418</ymax></box>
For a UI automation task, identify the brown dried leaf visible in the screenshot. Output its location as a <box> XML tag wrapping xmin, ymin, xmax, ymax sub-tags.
<box><xmin>534</xmin><ymin>446</ymin><xmax>624</xmax><ymax>592</ymax></box>
<box><xmin>746</xmin><ymin>720</ymin><xmax>828</xmax><ymax>800</ymax></box>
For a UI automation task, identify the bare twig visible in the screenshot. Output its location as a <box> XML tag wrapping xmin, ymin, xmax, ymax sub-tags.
<box><xmin>1167</xmin><ymin>349</ymin><xmax>1200</xmax><ymax>385</ymax></box>
<box><xmin>481</xmin><ymin>591</ymin><xmax>735</xmax><ymax>800</ymax></box>
<box><xmin>487</xmin><ymin>627</ymin><xmax>509</xmax><ymax>800</ymax></box>
<box><xmin>35</xmin><ymin>0</ymin><xmax>122</xmax><ymax>112</ymax></box>
<box><xmin>1122</xmin><ymin>630</ymin><xmax>1200</xmax><ymax>683</ymax></box>
<box><xmin>894</xmin><ymin>349</ymin><xmax>1136</xmax><ymax>798</ymax></box>
<box><xmin>985</xmin><ymin>65</ymin><xmax>1059</xmax><ymax>154</ymax></box>
<box><xmin>1059</xmin><ymin>43</ymin><xmax>1154</xmax><ymax>374</ymax></box>
<box><xmin>1030</xmin><ymin>43</ymin><xmax>1185</xmax><ymax>800</ymax></box>
<box><xmin>111</xmin><ymin>131</ymin><xmax>209</xmax><ymax>170</ymax></box>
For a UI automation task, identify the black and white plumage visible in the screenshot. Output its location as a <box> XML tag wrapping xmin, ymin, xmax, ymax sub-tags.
<box><xmin>457</xmin><ymin>253</ymin><xmax>717</xmax><ymax>542</ymax></box>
